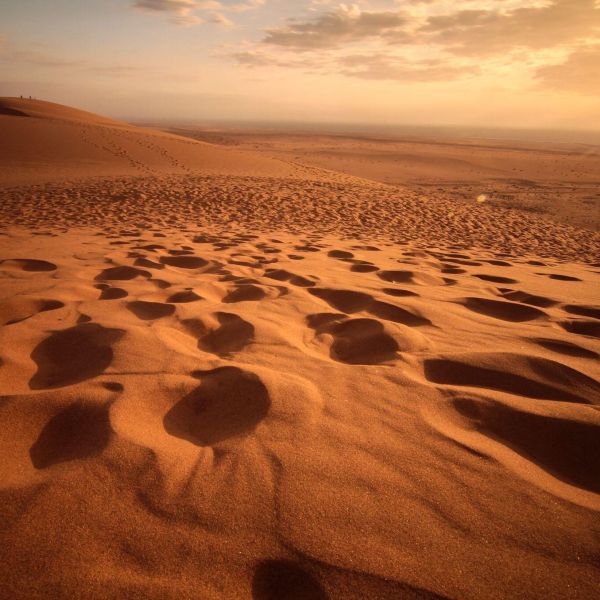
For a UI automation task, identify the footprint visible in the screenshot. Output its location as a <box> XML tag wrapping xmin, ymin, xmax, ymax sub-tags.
<box><xmin>30</xmin><ymin>323</ymin><xmax>124</xmax><ymax>389</ymax></box>
<box><xmin>547</xmin><ymin>274</ymin><xmax>582</xmax><ymax>282</ymax></box>
<box><xmin>563</xmin><ymin>305</ymin><xmax>600</xmax><ymax>320</ymax></box>
<box><xmin>532</xmin><ymin>338</ymin><xmax>599</xmax><ymax>359</ymax></box>
<box><xmin>1</xmin><ymin>298</ymin><xmax>65</xmax><ymax>325</ymax></box>
<box><xmin>159</xmin><ymin>256</ymin><xmax>209</xmax><ymax>269</ymax></box>
<box><xmin>99</xmin><ymin>287</ymin><xmax>128</xmax><ymax>300</ymax></box>
<box><xmin>0</xmin><ymin>258</ymin><xmax>57</xmax><ymax>272</ymax></box>
<box><xmin>307</xmin><ymin>313</ymin><xmax>399</xmax><ymax>365</ymax></box>
<box><xmin>252</xmin><ymin>560</ymin><xmax>328</xmax><ymax>600</ymax></box>
<box><xmin>134</xmin><ymin>257</ymin><xmax>165</xmax><ymax>270</ymax></box>
<box><xmin>167</xmin><ymin>290</ymin><xmax>202</xmax><ymax>303</ymax></box>
<box><xmin>221</xmin><ymin>275</ymin><xmax>261</xmax><ymax>285</ymax></box>
<box><xmin>439</xmin><ymin>258</ymin><xmax>482</xmax><ymax>267</ymax></box>
<box><xmin>377</xmin><ymin>270</ymin><xmax>414</xmax><ymax>284</ymax></box>
<box><xmin>424</xmin><ymin>353</ymin><xmax>600</xmax><ymax>405</ymax></box>
<box><xmin>151</xmin><ymin>279</ymin><xmax>172</xmax><ymax>289</ymax></box>
<box><xmin>350</xmin><ymin>263</ymin><xmax>379</xmax><ymax>273</ymax></box>
<box><xmin>38</xmin><ymin>300</ymin><xmax>64</xmax><ymax>312</ymax></box>
<box><xmin>369</xmin><ymin>301</ymin><xmax>431</xmax><ymax>327</ymax></box>
<box><xmin>382</xmin><ymin>288</ymin><xmax>418</xmax><ymax>298</ymax></box>
<box><xmin>484</xmin><ymin>259</ymin><xmax>512</xmax><ymax>267</ymax></box>
<box><xmin>294</xmin><ymin>245</ymin><xmax>320</xmax><ymax>253</ymax></box>
<box><xmin>352</xmin><ymin>245</ymin><xmax>380</xmax><ymax>251</ymax></box>
<box><xmin>441</xmin><ymin>266</ymin><xmax>466</xmax><ymax>275</ymax></box>
<box><xmin>265</xmin><ymin>269</ymin><xmax>316</xmax><ymax>287</ymax></box>
<box><xmin>439</xmin><ymin>252</ymin><xmax>471</xmax><ymax>260</ymax></box>
<box><xmin>309</xmin><ymin>288</ymin><xmax>372</xmax><ymax>313</ymax></box>
<box><xmin>309</xmin><ymin>288</ymin><xmax>430</xmax><ymax>326</ymax></box>
<box><xmin>30</xmin><ymin>401</ymin><xmax>112</xmax><ymax>469</ymax></box>
<box><xmin>102</xmin><ymin>382</ymin><xmax>124</xmax><ymax>392</ymax></box>
<box><xmin>497</xmin><ymin>289</ymin><xmax>557</xmax><ymax>308</ymax></box>
<box><xmin>185</xmin><ymin>312</ymin><xmax>254</xmax><ymax>356</ymax></box>
<box><xmin>561</xmin><ymin>320</ymin><xmax>600</xmax><ymax>339</ymax></box>
<box><xmin>163</xmin><ymin>367</ymin><xmax>270</xmax><ymax>446</ymax></box>
<box><xmin>328</xmin><ymin>250</ymin><xmax>353</xmax><ymax>259</ymax></box>
<box><xmin>473</xmin><ymin>274</ymin><xmax>518</xmax><ymax>284</ymax></box>
<box><xmin>96</xmin><ymin>266</ymin><xmax>150</xmax><ymax>281</ymax></box>
<box><xmin>458</xmin><ymin>297</ymin><xmax>545</xmax><ymax>322</ymax></box>
<box><xmin>137</xmin><ymin>244</ymin><xmax>167</xmax><ymax>252</ymax></box>
<box><xmin>378</xmin><ymin>270</ymin><xmax>445</xmax><ymax>286</ymax></box>
<box><xmin>127</xmin><ymin>301</ymin><xmax>175</xmax><ymax>320</ymax></box>
<box><xmin>223</xmin><ymin>285</ymin><xmax>267</xmax><ymax>303</ymax></box>
<box><xmin>451</xmin><ymin>398</ymin><xmax>600</xmax><ymax>494</ymax></box>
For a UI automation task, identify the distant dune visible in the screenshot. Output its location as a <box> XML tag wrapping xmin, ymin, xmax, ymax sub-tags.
<box><xmin>162</xmin><ymin>126</ymin><xmax>600</xmax><ymax>231</ymax></box>
<box><xmin>0</xmin><ymin>99</ymin><xmax>599</xmax><ymax>600</ymax></box>
<box><xmin>0</xmin><ymin>98</ymin><xmax>315</xmax><ymax>185</ymax></box>
<box><xmin>0</xmin><ymin>97</ymin><xmax>128</xmax><ymax>125</ymax></box>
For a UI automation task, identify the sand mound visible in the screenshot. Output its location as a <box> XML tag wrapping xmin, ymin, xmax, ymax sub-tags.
<box><xmin>0</xmin><ymin>98</ymin><xmax>312</xmax><ymax>185</ymax></box>
<box><xmin>0</xmin><ymin>97</ymin><xmax>127</xmax><ymax>126</ymax></box>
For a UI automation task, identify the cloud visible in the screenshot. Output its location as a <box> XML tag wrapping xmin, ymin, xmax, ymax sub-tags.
<box><xmin>230</xmin><ymin>48</ymin><xmax>478</xmax><ymax>82</ymax></box>
<box><xmin>5</xmin><ymin>50</ymin><xmax>85</xmax><ymax>69</ymax></box>
<box><xmin>535</xmin><ymin>44</ymin><xmax>600</xmax><ymax>94</ymax></box>
<box><xmin>132</xmin><ymin>0</ymin><xmax>265</xmax><ymax>25</ymax></box>
<box><xmin>339</xmin><ymin>54</ymin><xmax>479</xmax><ymax>81</ymax></box>
<box><xmin>231</xmin><ymin>51</ymin><xmax>274</xmax><ymax>67</ymax></box>
<box><xmin>230</xmin><ymin>50</ymin><xmax>323</xmax><ymax>69</ymax></box>
<box><xmin>133</xmin><ymin>0</ymin><xmax>196</xmax><ymax>11</ymax></box>
<box><xmin>261</xmin><ymin>1</ymin><xmax>600</xmax><ymax>54</ymax></box>
<box><xmin>263</xmin><ymin>4</ymin><xmax>410</xmax><ymax>50</ymax></box>
<box><xmin>421</xmin><ymin>0</ymin><xmax>600</xmax><ymax>56</ymax></box>
<box><xmin>133</xmin><ymin>0</ymin><xmax>204</xmax><ymax>24</ymax></box>
<box><xmin>0</xmin><ymin>43</ymin><xmax>143</xmax><ymax>77</ymax></box>
<box><xmin>207</xmin><ymin>12</ymin><xmax>234</xmax><ymax>27</ymax></box>
<box><xmin>237</xmin><ymin>0</ymin><xmax>600</xmax><ymax>90</ymax></box>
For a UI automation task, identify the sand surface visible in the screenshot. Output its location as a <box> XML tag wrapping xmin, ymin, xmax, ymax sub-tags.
<box><xmin>163</xmin><ymin>127</ymin><xmax>600</xmax><ymax>231</ymax></box>
<box><xmin>1</xmin><ymin>98</ymin><xmax>599</xmax><ymax>599</ymax></box>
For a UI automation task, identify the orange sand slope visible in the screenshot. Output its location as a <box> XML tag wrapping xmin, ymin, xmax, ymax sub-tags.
<box><xmin>0</xmin><ymin>101</ymin><xmax>599</xmax><ymax>600</ymax></box>
<box><xmin>0</xmin><ymin>98</ymin><xmax>322</xmax><ymax>185</ymax></box>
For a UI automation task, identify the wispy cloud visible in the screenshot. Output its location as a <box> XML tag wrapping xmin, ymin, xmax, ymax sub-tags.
<box><xmin>132</xmin><ymin>0</ymin><xmax>265</xmax><ymax>26</ymax></box>
<box><xmin>338</xmin><ymin>54</ymin><xmax>480</xmax><ymax>81</ymax></box>
<box><xmin>535</xmin><ymin>44</ymin><xmax>600</xmax><ymax>94</ymax></box>
<box><xmin>421</xmin><ymin>0</ymin><xmax>600</xmax><ymax>56</ymax></box>
<box><xmin>262</xmin><ymin>0</ymin><xmax>600</xmax><ymax>54</ymax></box>
<box><xmin>0</xmin><ymin>42</ymin><xmax>144</xmax><ymax>77</ymax></box>
<box><xmin>133</xmin><ymin>0</ymin><xmax>205</xmax><ymax>24</ymax></box>
<box><xmin>264</xmin><ymin>5</ymin><xmax>409</xmax><ymax>50</ymax></box>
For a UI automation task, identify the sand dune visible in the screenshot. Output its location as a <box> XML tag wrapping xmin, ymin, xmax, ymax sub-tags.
<box><xmin>0</xmin><ymin>100</ymin><xmax>599</xmax><ymax>599</ymax></box>
<box><xmin>0</xmin><ymin>97</ymin><xmax>320</xmax><ymax>185</ymax></box>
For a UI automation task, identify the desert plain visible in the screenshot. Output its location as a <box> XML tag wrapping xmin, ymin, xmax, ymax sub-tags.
<box><xmin>0</xmin><ymin>97</ymin><xmax>599</xmax><ymax>599</ymax></box>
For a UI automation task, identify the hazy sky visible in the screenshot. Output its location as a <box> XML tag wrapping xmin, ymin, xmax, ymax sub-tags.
<box><xmin>1</xmin><ymin>0</ymin><xmax>599</xmax><ymax>129</ymax></box>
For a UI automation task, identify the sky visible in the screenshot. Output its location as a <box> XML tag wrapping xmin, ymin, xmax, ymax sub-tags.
<box><xmin>0</xmin><ymin>0</ymin><xmax>599</xmax><ymax>130</ymax></box>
